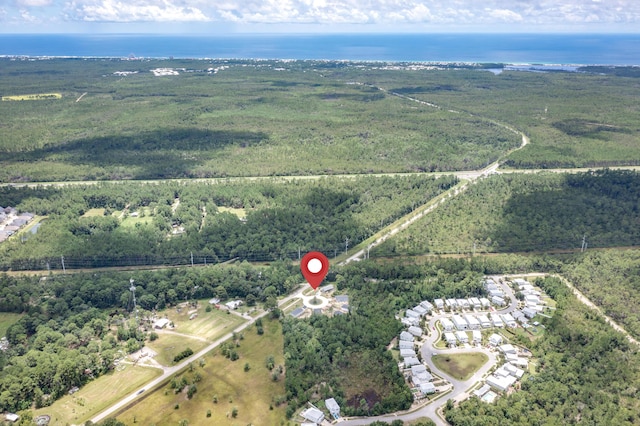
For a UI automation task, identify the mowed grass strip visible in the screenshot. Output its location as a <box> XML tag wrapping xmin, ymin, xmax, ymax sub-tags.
<box><xmin>432</xmin><ymin>352</ymin><xmax>489</xmax><ymax>381</ymax></box>
<box><xmin>32</xmin><ymin>365</ymin><xmax>161</xmax><ymax>425</ymax></box>
<box><xmin>117</xmin><ymin>319</ymin><xmax>286</xmax><ymax>426</ymax></box>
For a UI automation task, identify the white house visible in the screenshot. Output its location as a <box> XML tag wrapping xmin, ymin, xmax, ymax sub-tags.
<box><xmin>440</xmin><ymin>318</ymin><xmax>454</xmax><ymax>332</ymax></box>
<box><xmin>488</xmin><ymin>333</ymin><xmax>503</xmax><ymax>346</ymax></box>
<box><xmin>477</xmin><ymin>314</ymin><xmax>491</xmax><ymax>328</ymax></box>
<box><xmin>153</xmin><ymin>318</ymin><xmax>171</xmax><ymax>329</ymax></box>
<box><xmin>399</xmin><ymin>340</ymin><xmax>414</xmax><ymax>350</ymax></box>
<box><xmin>420</xmin><ymin>301</ymin><xmax>434</xmax><ymax>312</ymax></box>
<box><xmin>489</xmin><ymin>313</ymin><xmax>504</xmax><ymax>328</ymax></box>
<box><xmin>405</xmin><ymin>309</ymin><xmax>420</xmax><ymax>319</ymax></box>
<box><xmin>301</xmin><ymin>407</ymin><xmax>325</xmax><ymax>424</ymax></box>
<box><xmin>420</xmin><ymin>382</ymin><xmax>437</xmax><ymax>394</ymax></box>
<box><xmin>445</xmin><ymin>298</ymin><xmax>458</xmax><ymax>310</ymax></box>
<box><xmin>457</xmin><ymin>298</ymin><xmax>470</xmax><ymax>310</ymax></box>
<box><xmin>480</xmin><ymin>297</ymin><xmax>491</xmax><ymax>308</ymax></box>
<box><xmin>488</xmin><ymin>289</ymin><xmax>504</xmax><ymax>298</ymax></box>
<box><xmin>408</xmin><ymin>326</ymin><xmax>423</xmax><ymax>337</ymax></box>
<box><xmin>444</xmin><ymin>332</ymin><xmax>457</xmax><ymax>346</ymax></box>
<box><xmin>499</xmin><ymin>344</ymin><xmax>517</xmax><ymax>354</ymax></box>
<box><xmin>404</xmin><ymin>357</ymin><xmax>420</xmax><ymax>367</ymax></box>
<box><xmin>413</xmin><ymin>305</ymin><xmax>428</xmax><ymax>316</ymax></box>
<box><xmin>464</xmin><ymin>314</ymin><xmax>481</xmax><ymax>330</ymax></box>
<box><xmin>474</xmin><ymin>384</ymin><xmax>491</xmax><ymax>398</ymax></box>
<box><xmin>456</xmin><ymin>330</ymin><xmax>469</xmax><ymax>343</ymax></box>
<box><xmin>400</xmin><ymin>348</ymin><xmax>417</xmax><ymax>358</ymax></box>
<box><xmin>491</xmin><ymin>295</ymin><xmax>506</xmax><ymax>306</ymax></box>
<box><xmin>486</xmin><ymin>374</ymin><xmax>516</xmax><ymax>392</ymax></box>
<box><xmin>522</xmin><ymin>307</ymin><xmax>538</xmax><ymax>319</ymax></box>
<box><xmin>225</xmin><ymin>300</ymin><xmax>243</xmax><ymax>310</ymax></box>
<box><xmin>452</xmin><ymin>315</ymin><xmax>468</xmax><ymax>330</ymax></box>
<box><xmin>411</xmin><ymin>365</ymin><xmax>433</xmax><ymax>382</ymax></box>
<box><xmin>525</xmin><ymin>294</ymin><xmax>540</xmax><ymax>305</ymax></box>
<box><xmin>469</xmin><ymin>297</ymin><xmax>482</xmax><ymax>309</ymax></box>
<box><xmin>5</xmin><ymin>414</ymin><xmax>19</xmax><ymax>423</ymax></box>
<box><xmin>325</xmin><ymin>398</ymin><xmax>341</xmax><ymax>420</ymax></box>
<box><xmin>472</xmin><ymin>329</ymin><xmax>482</xmax><ymax>344</ymax></box>
<box><xmin>434</xmin><ymin>299</ymin><xmax>445</xmax><ymax>310</ymax></box>
<box><xmin>401</xmin><ymin>317</ymin><xmax>420</xmax><ymax>327</ymax></box>
<box><xmin>501</xmin><ymin>313</ymin><xmax>517</xmax><ymax>328</ymax></box>
<box><xmin>400</xmin><ymin>331</ymin><xmax>414</xmax><ymax>342</ymax></box>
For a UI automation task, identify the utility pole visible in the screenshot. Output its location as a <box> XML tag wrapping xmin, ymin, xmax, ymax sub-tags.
<box><xmin>129</xmin><ymin>279</ymin><xmax>138</xmax><ymax>324</ymax></box>
<box><xmin>345</xmin><ymin>237</ymin><xmax>349</xmax><ymax>255</ymax></box>
<box><xmin>473</xmin><ymin>241</ymin><xmax>476</xmax><ymax>256</ymax></box>
<box><xmin>61</xmin><ymin>256</ymin><xmax>66</xmax><ymax>274</ymax></box>
<box><xmin>581</xmin><ymin>234</ymin><xmax>587</xmax><ymax>253</ymax></box>
<box><xmin>298</xmin><ymin>247</ymin><xmax>301</xmax><ymax>260</ymax></box>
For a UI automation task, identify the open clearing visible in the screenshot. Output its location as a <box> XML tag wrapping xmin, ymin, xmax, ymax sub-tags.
<box><xmin>160</xmin><ymin>301</ymin><xmax>246</xmax><ymax>341</ymax></box>
<box><xmin>32</xmin><ymin>365</ymin><xmax>161</xmax><ymax>425</ymax></box>
<box><xmin>117</xmin><ymin>319</ymin><xmax>286</xmax><ymax>426</ymax></box>
<box><xmin>2</xmin><ymin>93</ymin><xmax>62</xmax><ymax>101</ymax></box>
<box><xmin>81</xmin><ymin>208</ymin><xmax>106</xmax><ymax>217</ymax></box>
<box><xmin>217</xmin><ymin>206</ymin><xmax>247</xmax><ymax>219</ymax></box>
<box><xmin>0</xmin><ymin>312</ymin><xmax>23</xmax><ymax>337</ymax></box>
<box><xmin>145</xmin><ymin>333</ymin><xmax>209</xmax><ymax>367</ymax></box>
<box><xmin>432</xmin><ymin>353</ymin><xmax>489</xmax><ymax>381</ymax></box>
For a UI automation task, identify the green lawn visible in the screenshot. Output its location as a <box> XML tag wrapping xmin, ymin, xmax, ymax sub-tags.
<box><xmin>432</xmin><ymin>353</ymin><xmax>489</xmax><ymax>381</ymax></box>
<box><xmin>159</xmin><ymin>301</ymin><xmax>246</xmax><ymax>341</ymax></box>
<box><xmin>146</xmin><ymin>333</ymin><xmax>209</xmax><ymax>367</ymax></box>
<box><xmin>0</xmin><ymin>312</ymin><xmax>23</xmax><ymax>337</ymax></box>
<box><xmin>81</xmin><ymin>208</ymin><xmax>106</xmax><ymax>217</ymax></box>
<box><xmin>32</xmin><ymin>365</ymin><xmax>161</xmax><ymax>425</ymax></box>
<box><xmin>116</xmin><ymin>319</ymin><xmax>287</xmax><ymax>426</ymax></box>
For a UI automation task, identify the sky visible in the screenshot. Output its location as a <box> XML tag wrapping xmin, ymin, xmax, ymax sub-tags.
<box><xmin>1</xmin><ymin>0</ymin><xmax>639</xmax><ymax>33</ymax></box>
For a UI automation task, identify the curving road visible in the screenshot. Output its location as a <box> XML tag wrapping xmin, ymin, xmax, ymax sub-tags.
<box><xmin>340</xmin><ymin>278</ymin><xmax>516</xmax><ymax>426</ymax></box>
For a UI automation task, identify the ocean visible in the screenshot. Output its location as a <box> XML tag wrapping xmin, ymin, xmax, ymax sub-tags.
<box><xmin>1</xmin><ymin>33</ymin><xmax>639</xmax><ymax>65</ymax></box>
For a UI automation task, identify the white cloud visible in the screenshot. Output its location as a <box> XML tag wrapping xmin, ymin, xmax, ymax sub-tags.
<box><xmin>17</xmin><ymin>0</ymin><xmax>53</xmax><ymax>6</ymax></box>
<box><xmin>487</xmin><ymin>8</ymin><xmax>523</xmax><ymax>22</ymax></box>
<box><xmin>74</xmin><ymin>0</ymin><xmax>209</xmax><ymax>22</ymax></box>
<box><xmin>4</xmin><ymin>0</ymin><xmax>640</xmax><ymax>29</ymax></box>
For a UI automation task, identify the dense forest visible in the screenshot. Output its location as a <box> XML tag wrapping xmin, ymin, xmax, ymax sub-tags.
<box><xmin>446</xmin><ymin>275</ymin><xmax>640</xmax><ymax>425</ymax></box>
<box><xmin>563</xmin><ymin>249</ymin><xmax>640</xmax><ymax>340</ymax></box>
<box><xmin>0</xmin><ymin>174</ymin><xmax>457</xmax><ymax>270</ymax></box>
<box><xmin>374</xmin><ymin>169</ymin><xmax>640</xmax><ymax>255</ymax></box>
<box><xmin>0</xmin><ymin>58</ymin><xmax>521</xmax><ymax>182</ymax></box>
<box><xmin>283</xmin><ymin>259</ymin><xmax>485</xmax><ymax>417</ymax></box>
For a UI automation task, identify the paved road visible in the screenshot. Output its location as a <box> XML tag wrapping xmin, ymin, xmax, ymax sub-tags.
<box><xmin>339</xmin><ymin>276</ymin><xmax>522</xmax><ymax>426</ymax></box>
<box><xmin>90</xmin><ymin>284</ymin><xmax>307</xmax><ymax>424</ymax></box>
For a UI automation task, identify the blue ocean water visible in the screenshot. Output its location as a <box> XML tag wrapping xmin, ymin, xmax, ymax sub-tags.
<box><xmin>1</xmin><ymin>33</ymin><xmax>639</xmax><ymax>64</ymax></box>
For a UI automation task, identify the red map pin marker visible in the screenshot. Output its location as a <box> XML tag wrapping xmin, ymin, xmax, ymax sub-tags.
<box><xmin>301</xmin><ymin>251</ymin><xmax>330</xmax><ymax>290</ymax></box>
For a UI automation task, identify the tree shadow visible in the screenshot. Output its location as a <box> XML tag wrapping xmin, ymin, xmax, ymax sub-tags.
<box><xmin>4</xmin><ymin>128</ymin><xmax>269</xmax><ymax>180</ymax></box>
<box><xmin>489</xmin><ymin>170</ymin><xmax>640</xmax><ymax>252</ymax></box>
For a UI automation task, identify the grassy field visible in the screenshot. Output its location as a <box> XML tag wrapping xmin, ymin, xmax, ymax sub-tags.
<box><xmin>432</xmin><ymin>353</ymin><xmax>489</xmax><ymax>381</ymax></box>
<box><xmin>147</xmin><ymin>303</ymin><xmax>246</xmax><ymax>366</ymax></box>
<box><xmin>161</xmin><ymin>301</ymin><xmax>246</xmax><ymax>340</ymax></box>
<box><xmin>217</xmin><ymin>206</ymin><xmax>247</xmax><ymax>219</ymax></box>
<box><xmin>116</xmin><ymin>319</ymin><xmax>287</xmax><ymax>426</ymax></box>
<box><xmin>146</xmin><ymin>333</ymin><xmax>209</xmax><ymax>367</ymax></box>
<box><xmin>0</xmin><ymin>312</ymin><xmax>23</xmax><ymax>337</ymax></box>
<box><xmin>82</xmin><ymin>208</ymin><xmax>106</xmax><ymax>217</ymax></box>
<box><xmin>32</xmin><ymin>365</ymin><xmax>161</xmax><ymax>425</ymax></box>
